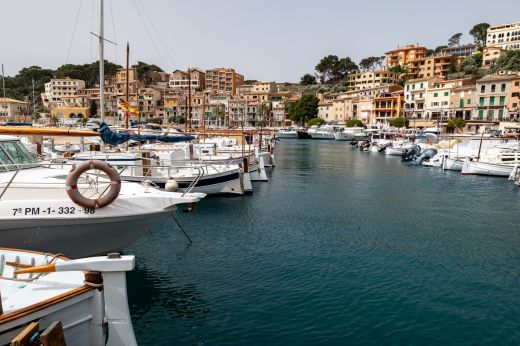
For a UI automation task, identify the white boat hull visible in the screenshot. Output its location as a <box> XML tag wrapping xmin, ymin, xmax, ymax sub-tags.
<box><xmin>443</xmin><ymin>158</ymin><xmax>464</xmax><ymax>171</ymax></box>
<box><xmin>334</xmin><ymin>132</ymin><xmax>350</xmax><ymax>141</ymax></box>
<box><xmin>461</xmin><ymin>159</ymin><xmax>515</xmax><ymax>177</ymax></box>
<box><xmin>385</xmin><ymin>147</ymin><xmax>404</xmax><ymax>156</ymax></box>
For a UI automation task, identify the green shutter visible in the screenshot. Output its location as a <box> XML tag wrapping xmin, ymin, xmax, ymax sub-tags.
<box><xmin>467</xmin><ymin>99</ymin><xmax>471</xmax><ymax>105</ymax></box>
<box><xmin>459</xmin><ymin>99</ymin><xmax>464</xmax><ymax>108</ymax></box>
<box><xmin>499</xmin><ymin>96</ymin><xmax>506</xmax><ymax>106</ymax></box>
<box><xmin>478</xmin><ymin>109</ymin><xmax>484</xmax><ymax>119</ymax></box>
<box><xmin>498</xmin><ymin>109</ymin><xmax>504</xmax><ymax>120</ymax></box>
<box><xmin>434</xmin><ymin>92</ymin><xmax>438</xmax><ymax>97</ymax></box>
<box><xmin>489</xmin><ymin>96</ymin><xmax>495</xmax><ymax>106</ymax></box>
<box><xmin>479</xmin><ymin>97</ymin><xmax>485</xmax><ymax>106</ymax></box>
<box><xmin>444</xmin><ymin>91</ymin><xmax>449</xmax><ymax>96</ymax></box>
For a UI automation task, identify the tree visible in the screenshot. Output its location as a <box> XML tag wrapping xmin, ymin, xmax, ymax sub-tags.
<box><xmin>448</xmin><ymin>56</ymin><xmax>459</xmax><ymax>74</ymax></box>
<box><xmin>258</xmin><ymin>102</ymin><xmax>270</xmax><ymax>127</ymax></box>
<box><xmin>434</xmin><ymin>45</ymin><xmax>448</xmax><ymax>55</ymax></box>
<box><xmin>447</xmin><ymin>117</ymin><xmax>467</xmax><ymax>130</ymax></box>
<box><xmin>489</xmin><ymin>50</ymin><xmax>520</xmax><ymax>73</ymax></box>
<box><xmin>300</xmin><ymin>74</ymin><xmax>317</xmax><ymax>85</ymax></box>
<box><xmin>389</xmin><ymin>65</ymin><xmax>408</xmax><ymax>74</ymax></box>
<box><xmin>448</xmin><ymin>33</ymin><xmax>463</xmax><ymax>47</ymax></box>
<box><xmin>288</xmin><ymin>94</ymin><xmax>319</xmax><ymax>124</ymax></box>
<box><xmin>89</xmin><ymin>101</ymin><xmax>98</xmax><ymax>117</ymax></box>
<box><xmin>132</xmin><ymin>61</ymin><xmax>163</xmax><ymax>85</ymax></box>
<box><xmin>315</xmin><ymin>55</ymin><xmax>358</xmax><ymax>83</ymax></box>
<box><xmin>390</xmin><ymin>117</ymin><xmax>409</xmax><ymax>128</ymax></box>
<box><xmin>346</xmin><ymin>119</ymin><xmax>364</xmax><ymax>127</ymax></box>
<box><xmin>307</xmin><ymin>118</ymin><xmax>326</xmax><ymax>126</ymax></box>
<box><xmin>359</xmin><ymin>56</ymin><xmax>386</xmax><ymax>71</ymax></box>
<box><xmin>469</xmin><ymin>23</ymin><xmax>490</xmax><ymax>47</ymax></box>
<box><xmin>213</xmin><ymin>105</ymin><xmax>224</xmax><ymax>127</ymax></box>
<box><xmin>169</xmin><ymin>115</ymin><xmax>185</xmax><ymax>124</ymax></box>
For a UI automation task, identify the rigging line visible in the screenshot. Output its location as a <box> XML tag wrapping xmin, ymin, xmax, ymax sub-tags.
<box><xmin>130</xmin><ymin>0</ymin><xmax>166</xmax><ymax>70</ymax></box>
<box><xmin>138</xmin><ymin>2</ymin><xmax>175</xmax><ymax>69</ymax></box>
<box><xmin>108</xmin><ymin>0</ymin><xmax>119</xmax><ymax>65</ymax></box>
<box><xmin>65</xmin><ymin>0</ymin><xmax>85</xmax><ymax>64</ymax></box>
<box><xmin>90</xmin><ymin>0</ymin><xmax>96</xmax><ymax>63</ymax></box>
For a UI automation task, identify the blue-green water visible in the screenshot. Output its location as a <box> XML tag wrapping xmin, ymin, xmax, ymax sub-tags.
<box><xmin>126</xmin><ymin>140</ymin><xmax>520</xmax><ymax>345</ymax></box>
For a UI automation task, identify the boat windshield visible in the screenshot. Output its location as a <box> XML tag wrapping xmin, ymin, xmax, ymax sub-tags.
<box><xmin>0</xmin><ymin>141</ymin><xmax>37</xmax><ymax>171</ymax></box>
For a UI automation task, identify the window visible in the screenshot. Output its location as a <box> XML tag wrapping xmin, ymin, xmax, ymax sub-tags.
<box><xmin>499</xmin><ymin>96</ymin><xmax>506</xmax><ymax>105</ymax></box>
<box><xmin>459</xmin><ymin>99</ymin><xmax>464</xmax><ymax>108</ymax></box>
<box><xmin>467</xmin><ymin>99</ymin><xmax>471</xmax><ymax>105</ymax></box>
<box><xmin>488</xmin><ymin>109</ymin><xmax>494</xmax><ymax>120</ymax></box>
<box><xmin>434</xmin><ymin>92</ymin><xmax>439</xmax><ymax>97</ymax></box>
<box><xmin>406</xmin><ymin>85</ymin><xmax>410</xmax><ymax>91</ymax></box>
<box><xmin>489</xmin><ymin>96</ymin><xmax>495</xmax><ymax>106</ymax></box>
<box><xmin>501</xmin><ymin>84</ymin><xmax>506</xmax><ymax>92</ymax></box>
<box><xmin>479</xmin><ymin>97</ymin><xmax>485</xmax><ymax>106</ymax></box>
<box><xmin>444</xmin><ymin>91</ymin><xmax>449</xmax><ymax>96</ymax></box>
<box><xmin>515</xmin><ymin>81</ymin><xmax>520</xmax><ymax>86</ymax></box>
<box><xmin>481</xmin><ymin>85</ymin><xmax>486</xmax><ymax>93</ymax></box>
<box><xmin>498</xmin><ymin>109</ymin><xmax>504</xmax><ymax>120</ymax></box>
<box><xmin>478</xmin><ymin>109</ymin><xmax>484</xmax><ymax>119</ymax></box>
<box><xmin>491</xmin><ymin>84</ymin><xmax>496</xmax><ymax>93</ymax></box>
<box><xmin>513</xmin><ymin>103</ymin><xmax>518</xmax><ymax>108</ymax></box>
<box><xmin>420</xmin><ymin>83</ymin><xmax>424</xmax><ymax>88</ymax></box>
<box><xmin>412</xmin><ymin>84</ymin><xmax>416</xmax><ymax>90</ymax></box>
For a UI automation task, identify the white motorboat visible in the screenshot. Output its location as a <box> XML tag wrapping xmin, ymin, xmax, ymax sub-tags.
<box><xmin>72</xmin><ymin>151</ymin><xmax>244</xmax><ymax>195</ymax></box>
<box><xmin>0</xmin><ymin>136</ymin><xmax>205</xmax><ymax>258</ymax></box>
<box><xmin>277</xmin><ymin>129</ymin><xmax>298</xmax><ymax>139</ymax></box>
<box><xmin>385</xmin><ymin>147</ymin><xmax>405</xmax><ymax>156</ymax></box>
<box><xmin>308</xmin><ymin>125</ymin><xmax>335</xmax><ymax>140</ymax></box>
<box><xmin>336</xmin><ymin>127</ymin><xmax>365</xmax><ymax>141</ymax></box>
<box><xmin>443</xmin><ymin>157</ymin><xmax>464</xmax><ymax>171</ymax></box>
<box><xmin>0</xmin><ymin>249</ymin><xmax>136</xmax><ymax>345</ymax></box>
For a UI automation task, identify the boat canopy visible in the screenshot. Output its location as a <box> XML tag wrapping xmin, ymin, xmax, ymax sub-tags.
<box><xmin>99</xmin><ymin>122</ymin><xmax>194</xmax><ymax>145</ymax></box>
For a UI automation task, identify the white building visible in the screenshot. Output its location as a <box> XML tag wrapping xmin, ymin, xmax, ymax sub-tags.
<box><xmin>42</xmin><ymin>78</ymin><xmax>86</xmax><ymax>109</ymax></box>
<box><xmin>486</xmin><ymin>21</ymin><xmax>520</xmax><ymax>51</ymax></box>
<box><xmin>0</xmin><ymin>98</ymin><xmax>28</xmax><ymax>118</ymax></box>
<box><xmin>168</xmin><ymin>68</ymin><xmax>205</xmax><ymax>90</ymax></box>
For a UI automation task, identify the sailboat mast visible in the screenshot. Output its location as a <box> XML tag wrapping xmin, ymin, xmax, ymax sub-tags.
<box><xmin>1</xmin><ymin>64</ymin><xmax>6</xmax><ymax>115</ymax></box>
<box><xmin>99</xmin><ymin>0</ymin><xmax>105</xmax><ymax>123</ymax></box>
<box><xmin>125</xmin><ymin>42</ymin><xmax>129</xmax><ymax>132</ymax></box>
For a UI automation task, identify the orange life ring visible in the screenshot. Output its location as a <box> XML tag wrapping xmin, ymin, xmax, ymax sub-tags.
<box><xmin>66</xmin><ymin>160</ymin><xmax>121</xmax><ymax>208</ymax></box>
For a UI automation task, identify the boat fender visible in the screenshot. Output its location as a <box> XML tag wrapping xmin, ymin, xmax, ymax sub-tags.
<box><xmin>165</xmin><ymin>179</ymin><xmax>179</xmax><ymax>192</ymax></box>
<box><xmin>66</xmin><ymin>160</ymin><xmax>121</xmax><ymax>208</ymax></box>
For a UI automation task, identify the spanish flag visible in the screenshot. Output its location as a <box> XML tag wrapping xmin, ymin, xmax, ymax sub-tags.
<box><xmin>129</xmin><ymin>107</ymin><xmax>140</xmax><ymax>115</ymax></box>
<box><xmin>119</xmin><ymin>99</ymin><xmax>129</xmax><ymax>109</ymax></box>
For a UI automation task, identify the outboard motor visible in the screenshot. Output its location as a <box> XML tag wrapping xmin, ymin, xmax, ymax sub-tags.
<box><xmin>401</xmin><ymin>144</ymin><xmax>421</xmax><ymax>161</ymax></box>
<box><xmin>350</xmin><ymin>140</ymin><xmax>358</xmax><ymax>147</ymax></box>
<box><xmin>378</xmin><ymin>143</ymin><xmax>390</xmax><ymax>153</ymax></box>
<box><xmin>412</xmin><ymin>148</ymin><xmax>438</xmax><ymax>165</ymax></box>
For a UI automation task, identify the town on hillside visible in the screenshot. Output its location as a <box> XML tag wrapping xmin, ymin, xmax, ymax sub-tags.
<box><xmin>1</xmin><ymin>21</ymin><xmax>520</xmax><ymax>133</ymax></box>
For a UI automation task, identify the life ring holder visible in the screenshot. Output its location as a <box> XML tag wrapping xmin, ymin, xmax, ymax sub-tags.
<box><xmin>66</xmin><ymin>160</ymin><xmax>121</xmax><ymax>208</ymax></box>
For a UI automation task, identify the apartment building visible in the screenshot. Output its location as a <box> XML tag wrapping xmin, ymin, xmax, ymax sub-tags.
<box><xmin>509</xmin><ymin>76</ymin><xmax>520</xmax><ymax>120</ymax></box>
<box><xmin>318</xmin><ymin>101</ymin><xmax>333</xmax><ymax>121</ymax></box>
<box><xmin>404</xmin><ymin>77</ymin><xmax>442</xmax><ymax>119</ymax></box>
<box><xmin>441</xmin><ymin>44</ymin><xmax>477</xmax><ymax>58</ymax></box>
<box><xmin>385</xmin><ymin>44</ymin><xmax>427</xmax><ymax>67</ymax></box>
<box><xmin>486</xmin><ymin>21</ymin><xmax>520</xmax><ymax>51</ymax></box>
<box><xmin>424</xmin><ymin>79</ymin><xmax>472</xmax><ymax>120</ymax></box>
<box><xmin>205</xmin><ymin>68</ymin><xmax>244</xmax><ymax>96</ymax></box>
<box><xmin>346</xmin><ymin>69</ymin><xmax>400</xmax><ymax>91</ymax></box>
<box><xmin>168</xmin><ymin>68</ymin><xmax>206</xmax><ymax>90</ymax></box>
<box><xmin>407</xmin><ymin>54</ymin><xmax>461</xmax><ymax>80</ymax></box>
<box><xmin>373</xmin><ymin>91</ymin><xmax>404</xmax><ymax>123</ymax></box>
<box><xmin>482</xmin><ymin>47</ymin><xmax>507</xmax><ymax>69</ymax></box>
<box><xmin>42</xmin><ymin>78</ymin><xmax>86</xmax><ymax>108</ymax></box>
<box><xmin>0</xmin><ymin>98</ymin><xmax>28</xmax><ymax>118</ymax></box>
<box><xmin>450</xmin><ymin>85</ymin><xmax>476</xmax><ymax>120</ymax></box>
<box><xmin>475</xmin><ymin>73</ymin><xmax>517</xmax><ymax>121</ymax></box>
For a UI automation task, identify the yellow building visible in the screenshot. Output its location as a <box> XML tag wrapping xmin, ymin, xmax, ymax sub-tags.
<box><xmin>373</xmin><ymin>92</ymin><xmax>404</xmax><ymax>123</ymax></box>
<box><xmin>205</xmin><ymin>68</ymin><xmax>244</xmax><ymax>96</ymax></box>
<box><xmin>385</xmin><ymin>44</ymin><xmax>427</xmax><ymax>67</ymax></box>
<box><xmin>346</xmin><ymin>69</ymin><xmax>400</xmax><ymax>91</ymax></box>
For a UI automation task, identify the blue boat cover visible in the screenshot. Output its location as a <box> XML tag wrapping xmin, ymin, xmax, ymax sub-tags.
<box><xmin>99</xmin><ymin>122</ymin><xmax>194</xmax><ymax>145</ymax></box>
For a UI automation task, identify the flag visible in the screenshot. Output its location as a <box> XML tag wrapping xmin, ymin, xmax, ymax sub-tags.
<box><xmin>119</xmin><ymin>99</ymin><xmax>129</xmax><ymax>109</ymax></box>
<box><xmin>129</xmin><ymin>107</ymin><xmax>140</xmax><ymax>115</ymax></box>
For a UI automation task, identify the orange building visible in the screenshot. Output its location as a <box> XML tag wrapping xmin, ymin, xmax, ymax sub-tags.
<box><xmin>205</xmin><ymin>68</ymin><xmax>244</xmax><ymax>96</ymax></box>
<box><xmin>385</xmin><ymin>44</ymin><xmax>427</xmax><ymax>67</ymax></box>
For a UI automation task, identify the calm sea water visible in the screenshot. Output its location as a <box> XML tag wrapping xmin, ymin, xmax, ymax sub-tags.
<box><xmin>126</xmin><ymin>140</ymin><xmax>520</xmax><ymax>345</ymax></box>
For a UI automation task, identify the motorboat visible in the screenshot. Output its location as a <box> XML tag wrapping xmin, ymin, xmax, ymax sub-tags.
<box><xmin>72</xmin><ymin>151</ymin><xmax>244</xmax><ymax>195</ymax></box>
<box><xmin>277</xmin><ymin>128</ymin><xmax>298</xmax><ymax>139</ymax></box>
<box><xmin>0</xmin><ymin>249</ymin><xmax>136</xmax><ymax>345</ymax></box>
<box><xmin>335</xmin><ymin>127</ymin><xmax>364</xmax><ymax>141</ymax></box>
<box><xmin>0</xmin><ymin>136</ymin><xmax>205</xmax><ymax>258</ymax></box>
<box><xmin>308</xmin><ymin>125</ymin><xmax>335</xmax><ymax>140</ymax></box>
<box><xmin>461</xmin><ymin>157</ymin><xmax>516</xmax><ymax>177</ymax></box>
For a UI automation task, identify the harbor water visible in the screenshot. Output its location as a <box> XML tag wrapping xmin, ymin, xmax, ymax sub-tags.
<box><xmin>126</xmin><ymin>140</ymin><xmax>520</xmax><ymax>345</ymax></box>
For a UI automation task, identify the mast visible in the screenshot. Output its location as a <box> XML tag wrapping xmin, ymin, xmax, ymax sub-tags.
<box><xmin>125</xmin><ymin>42</ymin><xmax>129</xmax><ymax>132</ymax></box>
<box><xmin>32</xmin><ymin>78</ymin><xmax>36</xmax><ymax>120</ymax></box>
<box><xmin>1</xmin><ymin>64</ymin><xmax>6</xmax><ymax>117</ymax></box>
<box><xmin>99</xmin><ymin>0</ymin><xmax>105</xmax><ymax>123</ymax></box>
<box><xmin>187</xmin><ymin>67</ymin><xmax>192</xmax><ymax>131</ymax></box>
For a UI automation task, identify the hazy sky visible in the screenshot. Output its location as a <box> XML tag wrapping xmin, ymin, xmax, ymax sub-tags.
<box><xmin>0</xmin><ymin>0</ymin><xmax>518</xmax><ymax>82</ymax></box>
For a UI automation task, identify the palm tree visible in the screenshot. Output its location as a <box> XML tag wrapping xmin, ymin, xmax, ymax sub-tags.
<box><xmin>258</xmin><ymin>102</ymin><xmax>270</xmax><ymax>128</ymax></box>
<box><xmin>214</xmin><ymin>105</ymin><xmax>224</xmax><ymax>127</ymax></box>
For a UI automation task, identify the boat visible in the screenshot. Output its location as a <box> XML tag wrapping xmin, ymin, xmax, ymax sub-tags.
<box><xmin>335</xmin><ymin>127</ymin><xmax>364</xmax><ymax>141</ymax></box>
<box><xmin>277</xmin><ymin>129</ymin><xmax>298</xmax><ymax>139</ymax></box>
<box><xmin>442</xmin><ymin>157</ymin><xmax>464</xmax><ymax>171</ymax></box>
<box><xmin>308</xmin><ymin>125</ymin><xmax>335</xmax><ymax>140</ymax></box>
<box><xmin>0</xmin><ymin>249</ymin><xmax>136</xmax><ymax>345</ymax></box>
<box><xmin>72</xmin><ymin>151</ymin><xmax>244</xmax><ymax>195</ymax></box>
<box><xmin>0</xmin><ymin>136</ymin><xmax>205</xmax><ymax>258</ymax></box>
<box><xmin>461</xmin><ymin>157</ymin><xmax>516</xmax><ymax>177</ymax></box>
